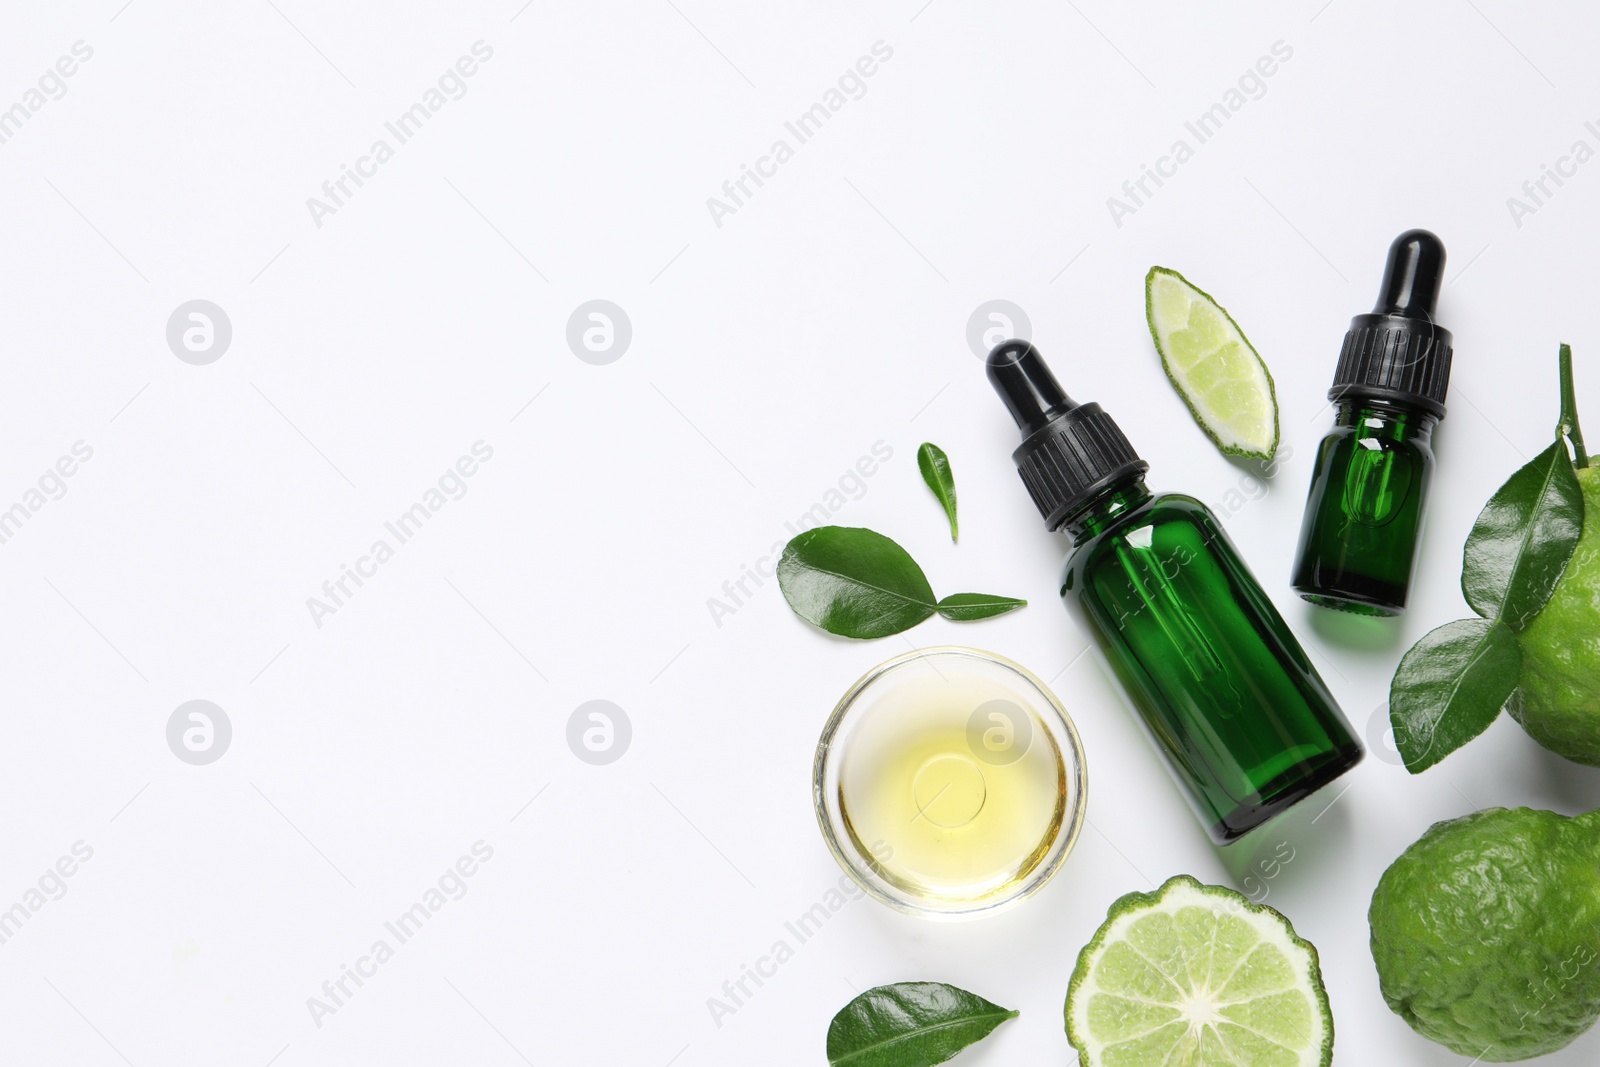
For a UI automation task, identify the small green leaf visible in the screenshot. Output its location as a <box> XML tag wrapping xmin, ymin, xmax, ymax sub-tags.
<box><xmin>935</xmin><ymin>592</ymin><xmax>1027</xmax><ymax>621</ymax></box>
<box><xmin>778</xmin><ymin>527</ymin><xmax>936</xmax><ymax>639</ymax></box>
<box><xmin>827</xmin><ymin>982</ymin><xmax>1018</xmax><ymax>1067</ymax></box>
<box><xmin>1461</xmin><ymin>439</ymin><xmax>1583</xmax><ymax>630</ymax></box>
<box><xmin>917</xmin><ymin>443</ymin><xmax>959</xmax><ymax>541</ymax></box>
<box><xmin>1389</xmin><ymin>617</ymin><xmax>1521</xmax><ymax>773</ymax></box>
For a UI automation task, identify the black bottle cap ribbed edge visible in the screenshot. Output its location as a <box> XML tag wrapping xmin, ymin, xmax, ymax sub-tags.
<box><xmin>986</xmin><ymin>340</ymin><xmax>1148</xmax><ymax>530</ymax></box>
<box><xmin>1330</xmin><ymin>229</ymin><xmax>1454</xmax><ymax>418</ymax></box>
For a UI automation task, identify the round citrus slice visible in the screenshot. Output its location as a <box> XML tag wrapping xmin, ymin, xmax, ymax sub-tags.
<box><xmin>1066</xmin><ymin>875</ymin><xmax>1332</xmax><ymax>1066</ymax></box>
<box><xmin>1146</xmin><ymin>266</ymin><xmax>1280</xmax><ymax>459</ymax></box>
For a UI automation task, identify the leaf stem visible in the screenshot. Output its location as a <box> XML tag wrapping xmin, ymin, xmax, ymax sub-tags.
<box><xmin>1559</xmin><ymin>343</ymin><xmax>1588</xmax><ymax>469</ymax></box>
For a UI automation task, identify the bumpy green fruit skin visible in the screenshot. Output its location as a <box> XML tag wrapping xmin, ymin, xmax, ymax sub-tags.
<box><xmin>1369</xmin><ymin>808</ymin><xmax>1600</xmax><ymax>1060</ymax></box>
<box><xmin>1511</xmin><ymin>466</ymin><xmax>1600</xmax><ymax>766</ymax></box>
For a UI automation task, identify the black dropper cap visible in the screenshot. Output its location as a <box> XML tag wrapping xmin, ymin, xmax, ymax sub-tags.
<box><xmin>1329</xmin><ymin>229</ymin><xmax>1453</xmax><ymax>418</ymax></box>
<box><xmin>986</xmin><ymin>340</ymin><xmax>1148</xmax><ymax>530</ymax></box>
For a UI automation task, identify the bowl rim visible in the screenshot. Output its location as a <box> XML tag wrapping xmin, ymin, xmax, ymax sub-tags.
<box><xmin>812</xmin><ymin>644</ymin><xmax>1089</xmax><ymax>921</ymax></box>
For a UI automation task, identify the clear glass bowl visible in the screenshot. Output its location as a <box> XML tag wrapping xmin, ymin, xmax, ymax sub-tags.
<box><xmin>813</xmin><ymin>646</ymin><xmax>1088</xmax><ymax>920</ymax></box>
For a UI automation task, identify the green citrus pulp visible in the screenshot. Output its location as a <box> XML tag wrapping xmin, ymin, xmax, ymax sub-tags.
<box><xmin>1066</xmin><ymin>875</ymin><xmax>1332</xmax><ymax>1066</ymax></box>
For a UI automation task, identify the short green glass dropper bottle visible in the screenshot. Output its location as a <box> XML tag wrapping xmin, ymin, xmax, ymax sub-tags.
<box><xmin>1291</xmin><ymin>229</ymin><xmax>1454</xmax><ymax>616</ymax></box>
<box><xmin>986</xmin><ymin>340</ymin><xmax>1363</xmax><ymax>844</ymax></box>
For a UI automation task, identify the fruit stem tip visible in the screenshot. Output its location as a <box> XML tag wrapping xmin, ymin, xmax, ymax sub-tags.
<box><xmin>1559</xmin><ymin>343</ymin><xmax>1588</xmax><ymax>469</ymax></box>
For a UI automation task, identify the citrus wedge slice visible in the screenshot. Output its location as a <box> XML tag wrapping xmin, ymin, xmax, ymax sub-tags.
<box><xmin>1146</xmin><ymin>267</ymin><xmax>1279</xmax><ymax>459</ymax></box>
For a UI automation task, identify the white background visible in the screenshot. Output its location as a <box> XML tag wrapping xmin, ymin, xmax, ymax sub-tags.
<box><xmin>1</xmin><ymin>0</ymin><xmax>1598</xmax><ymax>1063</ymax></box>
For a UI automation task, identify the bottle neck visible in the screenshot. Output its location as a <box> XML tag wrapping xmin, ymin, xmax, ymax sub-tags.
<box><xmin>1333</xmin><ymin>397</ymin><xmax>1437</xmax><ymax>440</ymax></box>
<box><xmin>1062</xmin><ymin>477</ymin><xmax>1153</xmax><ymax>542</ymax></box>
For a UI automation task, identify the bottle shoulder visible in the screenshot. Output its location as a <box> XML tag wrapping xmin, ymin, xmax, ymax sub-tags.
<box><xmin>1066</xmin><ymin>491</ymin><xmax>1225</xmax><ymax>566</ymax></box>
<box><xmin>1143</xmin><ymin>491</ymin><xmax>1216</xmax><ymax>519</ymax></box>
<box><xmin>1321</xmin><ymin>410</ymin><xmax>1437</xmax><ymax>460</ymax></box>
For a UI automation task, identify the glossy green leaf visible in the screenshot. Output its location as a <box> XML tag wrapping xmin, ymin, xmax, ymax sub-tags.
<box><xmin>1389</xmin><ymin>617</ymin><xmax>1521</xmax><ymax>773</ymax></box>
<box><xmin>827</xmin><ymin>982</ymin><xmax>1018</xmax><ymax>1067</ymax></box>
<box><xmin>1462</xmin><ymin>440</ymin><xmax>1583</xmax><ymax>630</ymax></box>
<box><xmin>778</xmin><ymin>527</ymin><xmax>936</xmax><ymax>639</ymax></box>
<box><xmin>917</xmin><ymin>443</ymin><xmax>959</xmax><ymax>541</ymax></box>
<box><xmin>935</xmin><ymin>592</ymin><xmax>1026</xmax><ymax>621</ymax></box>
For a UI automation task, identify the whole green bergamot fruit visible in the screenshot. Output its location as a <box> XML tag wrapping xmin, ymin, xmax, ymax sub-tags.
<box><xmin>1369</xmin><ymin>807</ymin><xmax>1600</xmax><ymax>1060</ymax></box>
<box><xmin>1509</xmin><ymin>465</ymin><xmax>1600</xmax><ymax>766</ymax></box>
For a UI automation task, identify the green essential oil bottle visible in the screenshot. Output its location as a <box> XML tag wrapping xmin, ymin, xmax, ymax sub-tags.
<box><xmin>986</xmin><ymin>341</ymin><xmax>1362</xmax><ymax>844</ymax></box>
<box><xmin>1292</xmin><ymin>229</ymin><xmax>1453</xmax><ymax>616</ymax></box>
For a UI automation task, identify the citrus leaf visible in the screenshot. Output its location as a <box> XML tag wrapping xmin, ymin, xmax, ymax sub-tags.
<box><xmin>1389</xmin><ymin>617</ymin><xmax>1521</xmax><ymax>773</ymax></box>
<box><xmin>827</xmin><ymin>982</ymin><xmax>1017</xmax><ymax>1067</ymax></box>
<box><xmin>917</xmin><ymin>443</ymin><xmax>959</xmax><ymax>541</ymax></box>
<box><xmin>1462</xmin><ymin>439</ymin><xmax>1583</xmax><ymax>630</ymax></box>
<box><xmin>935</xmin><ymin>592</ymin><xmax>1026</xmax><ymax>621</ymax></box>
<box><xmin>778</xmin><ymin>527</ymin><xmax>936</xmax><ymax>639</ymax></box>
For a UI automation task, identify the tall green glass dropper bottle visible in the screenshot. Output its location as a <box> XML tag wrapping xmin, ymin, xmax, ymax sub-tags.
<box><xmin>986</xmin><ymin>340</ymin><xmax>1362</xmax><ymax>843</ymax></box>
<box><xmin>1291</xmin><ymin>229</ymin><xmax>1453</xmax><ymax>616</ymax></box>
